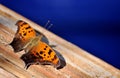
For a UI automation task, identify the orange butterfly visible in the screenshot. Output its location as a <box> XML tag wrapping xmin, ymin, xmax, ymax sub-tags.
<box><xmin>10</xmin><ymin>20</ymin><xmax>61</xmax><ymax>69</ymax></box>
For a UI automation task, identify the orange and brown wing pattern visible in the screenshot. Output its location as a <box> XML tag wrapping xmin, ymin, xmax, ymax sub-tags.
<box><xmin>10</xmin><ymin>20</ymin><xmax>36</xmax><ymax>52</ymax></box>
<box><xmin>15</xmin><ymin>20</ymin><xmax>36</xmax><ymax>41</ymax></box>
<box><xmin>10</xmin><ymin>20</ymin><xmax>62</xmax><ymax>69</ymax></box>
<box><xmin>21</xmin><ymin>41</ymin><xmax>60</xmax><ymax>69</ymax></box>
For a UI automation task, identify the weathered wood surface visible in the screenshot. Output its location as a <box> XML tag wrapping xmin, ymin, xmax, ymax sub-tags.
<box><xmin>0</xmin><ymin>4</ymin><xmax>120</xmax><ymax>78</ymax></box>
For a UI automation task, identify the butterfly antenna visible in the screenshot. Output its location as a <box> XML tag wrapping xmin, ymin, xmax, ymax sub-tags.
<box><xmin>44</xmin><ymin>20</ymin><xmax>53</xmax><ymax>30</ymax></box>
<box><xmin>38</xmin><ymin>20</ymin><xmax>53</xmax><ymax>39</ymax></box>
<box><xmin>44</xmin><ymin>20</ymin><xmax>50</xmax><ymax>28</ymax></box>
<box><xmin>47</xmin><ymin>23</ymin><xmax>53</xmax><ymax>30</ymax></box>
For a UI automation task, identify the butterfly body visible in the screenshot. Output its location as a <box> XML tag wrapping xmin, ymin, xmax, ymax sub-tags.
<box><xmin>10</xmin><ymin>20</ymin><xmax>60</xmax><ymax>69</ymax></box>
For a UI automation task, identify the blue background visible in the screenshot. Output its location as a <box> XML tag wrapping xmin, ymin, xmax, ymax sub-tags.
<box><xmin>1</xmin><ymin>0</ymin><xmax>120</xmax><ymax>69</ymax></box>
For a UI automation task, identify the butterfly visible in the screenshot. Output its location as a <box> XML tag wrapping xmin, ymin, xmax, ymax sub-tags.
<box><xmin>10</xmin><ymin>20</ymin><xmax>61</xmax><ymax>69</ymax></box>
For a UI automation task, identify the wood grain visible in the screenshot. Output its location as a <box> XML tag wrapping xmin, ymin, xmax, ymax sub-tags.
<box><xmin>0</xmin><ymin>4</ymin><xmax>120</xmax><ymax>78</ymax></box>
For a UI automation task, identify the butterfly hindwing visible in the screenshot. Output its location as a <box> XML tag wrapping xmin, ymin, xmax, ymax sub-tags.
<box><xmin>21</xmin><ymin>40</ymin><xmax>60</xmax><ymax>69</ymax></box>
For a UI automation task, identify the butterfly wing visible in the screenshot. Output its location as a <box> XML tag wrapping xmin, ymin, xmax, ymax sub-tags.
<box><xmin>10</xmin><ymin>20</ymin><xmax>36</xmax><ymax>52</ymax></box>
<box><xmin>21</xmin><ymin>41</ymin><xmax>60</xmax><ymax>69</ymax></box>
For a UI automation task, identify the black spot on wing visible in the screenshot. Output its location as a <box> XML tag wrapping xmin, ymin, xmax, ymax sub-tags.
<box><xmin>23</xmin><ymin>32</ymin><xmax>27</xmax><ymax>36</ymax></box>
<box><xmin>36</xmin><ymin>52</ymin><xmax>39</xmax><ymax>56</ymax></box>
<box><xmin>28</xmin><ymin>31</ymin><xmax>31</xmax><ymax>33</ymax></box>
<box><xmin>40</xmin><ymin>51</ymin><xmax>43</xmax><ymax>54</ymax></box>
<box><xmin>31</xmin><ymin>30</ymin><xmax>33</xmax><ymax>32</ymax></box>
<box><xmin>44</xmin><ymin>48</ymin><xmax>46</xmax><ymax>50</ymax></box>
<box><xmin>25</xmin><ymin>26</ymin><xmax>31</xmax><ymax>29</ymax></box>
<box><xmin>48</xmin><ymin>49</ymin><xmax>52</xmax><ymax>55</ymax></box>
<box><xmin>44</xmin><ymin>46</ymin><xmax>48</xmax><ymax>50</ymax></box>
<box><xmin>28</xmin><ymin>29</ymin><xmax>34</xmax><ymax>33</ymax></box>
<box><xmin>23</xmin><ymin>31</ymin><xmax>25</xmax><ymax>33</ymax></box>
<box><xmin>54</xmin><ymin>55</ymin><xmax>57</xmax><ymax>59</ymax></box>
<box><xmin>44</xmin><ymin>54</ymin><xmax>46</xmax><ymax>56</ymax></box>
<box><xmin>35</xmin><ymin>52</ymin><xmax>43</xmax><ymax>59</ymax></box>
<box><xmin>39</xmin><ymin>55</ymin><xmax>43</xmax><ymax>59</ymax></box>
<box><xmin>21</xmin><ymin>22</ymin><xmax>27</xmax><ymax>26</ymax></box>
<box><xmin>47</xmin><ymin>56</ymin><xmax>49</xmax><ymax>58</ymax></box>
<box><xmin>51</xmin><ymin>55</ymin><xmax>57</xmax><ymax>61</ymax></box>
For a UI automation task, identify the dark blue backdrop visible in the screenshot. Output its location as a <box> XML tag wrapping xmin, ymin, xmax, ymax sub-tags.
<box><xmin>1</xmin><ymin>0</ymin><xmax>120</xmax><ymax>69</ymax></box>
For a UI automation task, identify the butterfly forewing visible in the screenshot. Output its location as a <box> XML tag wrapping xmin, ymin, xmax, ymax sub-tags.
<box><xmin>10</xmin><ymin>20</ymin><xmax>36</xmax><ymax>52</ymax></box>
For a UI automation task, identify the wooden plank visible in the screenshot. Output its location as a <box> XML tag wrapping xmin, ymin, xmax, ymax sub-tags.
<box><xmin>0</xmin><ymin>4</ymin><xmax>120</xmax><ymax>78</ymax></box>
<box><xmin>0</xmin><ymin>68</ymin><xmax>17</xmax><ymax>78</ymax></box>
